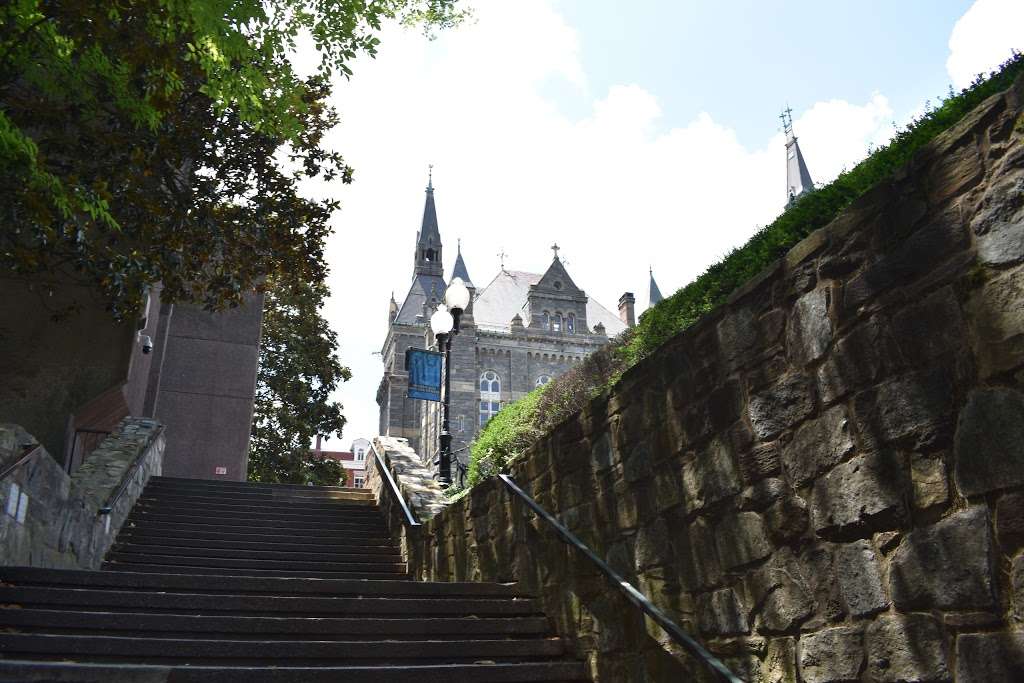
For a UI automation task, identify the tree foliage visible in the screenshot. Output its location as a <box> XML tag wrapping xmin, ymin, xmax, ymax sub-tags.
<box><xmin>463</xmin><ymin>53</ymin><xmax>1024</xmax><ymax>489</ymax></box>
<box><xmin>1</xmin><ymin>0</ymin><xmax>467</xmax><ymax>318</ymax></box>
<box><xmin>249</xmin><ymin>275</ymin><xmax>352</xmax><ymax>485</ymax></box>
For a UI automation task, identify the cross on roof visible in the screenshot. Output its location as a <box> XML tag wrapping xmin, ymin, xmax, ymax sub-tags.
<box><xmin>497</xmin><ymin>247</ymin><xmax>508</xmax><ymax>270</ymax></box>
<box><xmin>551</xmin><ymin>243</ymin><xmax>560</xmax><ymax>260</ymax></box>
<box><xmin>779</xmin><ymin>106</ymin><xmax>794</xmax><ymax>137</ymax></box>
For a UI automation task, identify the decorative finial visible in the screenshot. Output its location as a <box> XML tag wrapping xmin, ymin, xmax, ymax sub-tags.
<box><xmin>427</xmin><ymin>164</ymin><xmax>434</xmax><ymax>192</ymax></box>
<box><xmin>457</xmin><ymin>237</ymin><xmax>461</xmax><ymax>253</ymax></box>
<box><xmin>497</xmin><ymin>247</ymin><xmax>507</xmax><ymax>271</ymax></box>
<box><xmin>551</xmin><ymin>243</ymin><xmax>560</xmax><ymax>260</ymax></box>
<box><xmin>779</xmin><ymin>106</ymin><xmax>794</xmax><ymax>138</ymax></box>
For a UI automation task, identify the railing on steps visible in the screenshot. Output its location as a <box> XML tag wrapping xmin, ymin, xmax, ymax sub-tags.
<box><xmin>368</xmin><ymin>442</ymin><xmax>421</xmax><ymax>529</ymax></box>
<box><xmin>98</xmin><ymin>425</ymin><xmax>164</xmax><ymax>516</ymax></box>
<box><xmin>0</xmin><ymin>444</ymin><xmax>44</xmax><ymax>483</ymax></box>
<box><xmin>497</xmin><ymin>473</ymin><xmax>744</xmax><ymax>683</ymax></box>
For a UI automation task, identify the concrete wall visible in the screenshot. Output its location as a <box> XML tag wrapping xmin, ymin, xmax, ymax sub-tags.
<box><xmin>405</xmin><ymin>77</ymin><xmax>1024</xmax><ymax>682</ymax></box>
<box><xmin>0</xmin><ymin>275</ymin><xmax>149</xmax><ymax>461</ymax></box>
<box><xmin>152</xmin><ymin>293</ymin><xmax>264</xmax><ymax>481</ymax></box>
<box><xmin>0</xmin><ymin>418</ymin><xmax>164</xmax><ymax>569</ymax></box>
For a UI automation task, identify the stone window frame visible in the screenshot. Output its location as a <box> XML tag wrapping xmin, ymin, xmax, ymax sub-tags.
<box><xmin>480</xmin><ymin>370</ymin><xmax>501</xmax><ymax>426</ymax></box>
<box><xmin>552</xmin><ymin>312</ymin><xmax>563</xmax><ymax>332</ymax></box>
<box><xmin>566</xmin><ymin>312</ymin><xmax>575</xmax><ymax>334</ymax></box>
<box><xmin>540</xmin><ymin>310</ymin><xmax>550</xmax><ymax>328</ymax></box>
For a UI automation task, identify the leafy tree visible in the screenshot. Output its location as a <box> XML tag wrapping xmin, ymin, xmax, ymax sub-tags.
<box><xmin>1</xmin><ymin>0</ymin><xmax>467</xmax><ymax>317</ymax></box>
<box><xmin>249</xmin><ymin>275</ymin><xmax>352</xmax><ymax>485</ymax></box>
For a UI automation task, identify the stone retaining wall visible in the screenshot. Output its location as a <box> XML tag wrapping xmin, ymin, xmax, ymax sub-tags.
<box><xmin>406</xmin><ymin>75</ymin><xmax>1024</xmax><ymax>682</ymax></box>
<box><xmin>0</xmin><ymin>417</ymin><xmax>164</xmax><ymax>569</ymax></box>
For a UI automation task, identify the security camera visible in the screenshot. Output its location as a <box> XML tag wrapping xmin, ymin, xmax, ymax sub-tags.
<box><xmin>140</xmin><ymin>335</ymin><xmax>154</xmax><ymax>354</ymax></box>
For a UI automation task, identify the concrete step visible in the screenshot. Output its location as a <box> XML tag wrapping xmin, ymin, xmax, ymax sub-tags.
<box><xmin>0</xmin><ymin>568</ymin><xmax>527</xmax><ymax>598</ymax></box>
<box><xmin>101</xmin><ymin>563</ymin><xmax>410</xmax><ymax>580</ymax></box>
<box><xmin>125</xmin><ymin>511</ymin><xmax>388</xmax><ymax>531</ymax></box>
<box><xmin>146</xmin><ymin>478</ymin><xmax>374</xmax><ymax>500</ymax></box>
<box><xmin>105</xmin><ymin>552</ymin><xmax>407</xmax><ymax>573</ymax></box>
<box><xmin>110</xmin><ymin>542</ymin><xmax>402</xmax><ymax>562</ymax></box>
<box><xmin>133</xmin><ymin>494</ymin><xmax>383</xmax><ymax>514</ymax></box>
<box><xmin>117</xmin><ymin>524</ymin><xmax>391</xmax><ymax>543</ymax></box>
<box><xmin>0</xmin><ymin>586</ymin><xmax>542</xmax><ymax>616</ymax></box>
<box><xmin>0</xmin><ymin>660</ymin><xmax>589</xmax><ymax>682</ymax></box>
<box><xmin>128</xmin><ymin>504</ymin><xmax>382</xmax><ymax>524</ymax></box>
<box><xmin>148</xmin><ymin>476</ymin><xmax>372</xmax><ymax>494</ymax></box>
<box><xmin>3</xmin><ymin>609</ymin><xmax>552</xmax><ymax>638</ymax></box>
<box><xmin>0</xmin><ymin>633</ymin><xmax>567</xmax><ymax>661</ymax></box>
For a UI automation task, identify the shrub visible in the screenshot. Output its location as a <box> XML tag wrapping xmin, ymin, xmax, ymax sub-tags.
<box><xmin>461</xmin><ymin>52</ymin><xmax>1024</xmax><ymax>490</ymax></box>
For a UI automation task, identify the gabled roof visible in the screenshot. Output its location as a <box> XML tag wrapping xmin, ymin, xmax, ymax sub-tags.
<box><xmin>452</xmin><ymin>242</ymin><xmax>473</xmax><ymax>286</ymax></box>
<box><xmin>649</xmin><ymin>269</ymin><xmax>664</xmax><ymax>306</ymax></box>
<box><xmin>473</xmin><ymin>269</ymin><xmax>627</xmax><ymax>335</ymax></box>
<box><xmin>394</xmin><ymin>273</ymin><xmax>446</xmax><ymax>325</ymax></box>
<box><xmin>533</xmin><ymin>256</ymin><xmax>581</xmax><ymax>295</ymax></box>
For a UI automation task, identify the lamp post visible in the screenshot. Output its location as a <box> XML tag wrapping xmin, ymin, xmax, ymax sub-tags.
<box><xmin>429</xmin><ymin>277</ymin><xmax>471</xmax><ymax>485</ymax></box>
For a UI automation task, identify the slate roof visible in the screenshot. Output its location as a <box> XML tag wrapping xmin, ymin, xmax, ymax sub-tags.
<box><xmin>473</xmin><ymin>270</ymin><xmax>627</xmax><ymax>335</ymax></box>
<box><xmin>394</xmin><ymin>273</ymin><xmax>446</xmax><ymax>325</ymax></box>
<box><xmin>452</xmin><ymin>244</ymin><xmax>473</xmax><ymax>286</ymax></box>
<box><xmin>649</xmin><ymin>269</ymin><xmax>664</xmax><ymax>306</ymax></box>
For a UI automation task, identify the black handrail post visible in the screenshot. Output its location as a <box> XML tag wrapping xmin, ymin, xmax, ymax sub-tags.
<box><xmin>497</xmin><ymin>474</ymin><xmax>743</xmax><ymax>683</ymax></box>
<box><xmin>437</xmin><ymin>331</ymin><xmax>453</xmax><ymax>486</ymax></box>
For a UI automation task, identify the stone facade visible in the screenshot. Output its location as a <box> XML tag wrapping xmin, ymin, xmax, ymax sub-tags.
<box><xmin>377</xmin><ymin>186</ymin><xmax>627</xmax><ymax>473</ymax></box>
<box><xmin>0</xmin><ymin>417</ymin><xmax>164</xmax><ymax>569</ymax></box>
<box><xmin>403</xmin><ymin>75</ymin><xmax>1024</xmax><ymax>681</ymax></box>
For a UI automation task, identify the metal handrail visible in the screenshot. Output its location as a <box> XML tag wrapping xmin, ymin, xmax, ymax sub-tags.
<box><xmin>368</xmin><ymin>442</ymin><xmax>421</xmax><ymax>528</ymax></box>
<box><xmin>98</xmin><ymin>426</ymin><xmax>163</xmax><ymax>515</ymax></box>
<box><xmin>498</xmin><ymin>474</ymin><xmax>743</xmax><ymax>683</ymax></box>
<box><xmin>0</xmin><ymin>444</ymin><xmax>44</xmax><ymax>483</ymax></box>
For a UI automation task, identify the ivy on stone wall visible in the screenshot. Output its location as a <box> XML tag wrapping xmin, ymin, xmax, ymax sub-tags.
<box><xmin>465</xmin><ymin>52</ymin><xmax>1024</xmax><ymax>492</ymax></box>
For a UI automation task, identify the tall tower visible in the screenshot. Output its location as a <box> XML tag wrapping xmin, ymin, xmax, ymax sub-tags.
<box><xmin>413</xmin><ymin>167</ymin><xmax>443</xmax><ymax>277</ymax></box>
<box><xmin>781</xmin><ymin>106</ymin><xmax>814</xmax><ymax>205</ymax></box>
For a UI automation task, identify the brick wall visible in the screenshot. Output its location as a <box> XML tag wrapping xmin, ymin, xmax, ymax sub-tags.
<box><xmin>405</xmin><ymin>75</ymin><xmax>1024</xmax><ymax>682</ymax></box>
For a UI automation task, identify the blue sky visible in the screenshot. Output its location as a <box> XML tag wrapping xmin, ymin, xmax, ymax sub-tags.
<box><xmin>299</xmin><ymin>0</ymin><xmax>1023</xmax><ymax>446</ymax></box>
<box><xmin>552</xmin><ymin>0</ymin><xmax>974</xmax><ymax>145</ymax></box>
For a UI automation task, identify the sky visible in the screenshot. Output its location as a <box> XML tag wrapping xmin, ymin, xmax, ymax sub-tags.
<box><xmin>304</xmin><ymin>0</ymin><xmax>1024</xmax><ymax>449</ymax></box>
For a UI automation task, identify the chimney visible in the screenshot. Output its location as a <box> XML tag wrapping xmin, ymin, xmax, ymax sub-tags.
<box><xmin>618</xmin><ymin>292</ymin><xmax>636</xmax><ymax>328</ymax></box>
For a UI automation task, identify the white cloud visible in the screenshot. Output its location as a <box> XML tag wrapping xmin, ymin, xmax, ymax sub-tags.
<box><xmin>947</xmin><ymin>0</ymin><xmax>1024</xmax><ymax>90</ymax></box>
<box><xmin>309</xmin><ymin>2</ymin><xmax>897</xmax><ymax>446</ymax></box>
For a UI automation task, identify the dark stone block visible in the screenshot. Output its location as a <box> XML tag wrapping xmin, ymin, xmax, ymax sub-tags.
<box><xmin>748</xmin><ymin>374</ymin><xmax>817</xmax><ymax>441</ymax></box>
<box><xmin>738</xmin><ymin>442</ymin><xmax>782</xmax><ymax>483</ymax></box>
<box><xmin>996</xmin><ymin>492</ymin><xmax>1024</xmax><ymax>550</ymax></box>
<box><xmin>786</xmin><ymin>288</ymin><xmax>833</xmax><ymax>368</ymax></box>
<box><xmin>697</xmin><ymin>587</ymin><xmax>750</xmax><ymax>636</ymax></box>
<box><xmin>681</xmin><ymin>439</ymin><xmax>740</xmax><ymax>514</ymax></box>
<box><xmin>891</xmin><ymin>286</ymin><xmax>968</xmax><ymax>365</ymax></box>
<box><xmin>842</xmin><ymin>209</ymin><xmax>969</xmax><ymax>316</ymax></box>
<box><xmin>714</xmin><ymin>512</ymin><xmax>772</xmax><ymax>570</ymax></box>
<box><xmin>750</xmin><ymin>547</ymin><xmax>815</xmax><ymax>633</ymax></box>
<box><xmin>853</xmin><ymin>368</ymin><xmax>954</xmax><ymax>451</ymax></box>
<box><xmin>672</xmin><ymin>516</ymin><xmax>722</xmax><ymax>592</ymax></box>
<box><xmin>816</xmin><ymin>316</ymin><xmax>902</xmax><ymax>404</ymax></box>
<box><xmin>955</xmin><ymin>632</ymin><xmax>1024</xmax><ymax>683</ymax></box>
<box><xmin>810</xmin><ymin>450</ymin><xmax>907</xmax><ymax>539</ymax></box>
<box><xmin>799</xmin><ymin>625</ymin><xmax>865</xmax><ymax>683</ymax></box>
<box><xmin>766</xmin><ymin>494</ymin><xmax>809</xmax><ymax>544</ymax></box>
<box><xmin>782</xmin><ymin>405</ymin><xmax>855</xmax><ymax>488</ymax></box>
<box><xmin>621</xmin><ymin>441</ymin><xmax>654</xmax><ymax>483</ymax></box>
<box><xmin>954</xmin><ymin>387</ymin><xmax>1024</xmax><ymax>497</ymax></box>
<box><xmin>739</xmin><ymin>477</ymin><xmax>785</xmax><ymax>511</ymax></box>
<box><xmin>835</xmin><ymin>540</ymin><xmax>889</xmax><ymax>617</ymax></box>
<box><xmin>890</xmin><ymin>506</ymin><xmax>997</xmax><ymax>611</ymax></box>
<box><xmin>866</xmin><ymin>614</ymin><xmax>950</xmax><ymax>683</ymax></box>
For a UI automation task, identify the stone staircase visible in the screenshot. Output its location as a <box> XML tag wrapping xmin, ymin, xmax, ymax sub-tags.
<box><xmin>0</xmin><ymin>476</ymin><xmax>588</xmax><ymax>681</ymax></box>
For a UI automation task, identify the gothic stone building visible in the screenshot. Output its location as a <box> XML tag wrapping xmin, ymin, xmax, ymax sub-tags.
<box><xmin>377</xmin><ymin>180</ymin><xmax>643</xmax><ymax>471</ymax></box>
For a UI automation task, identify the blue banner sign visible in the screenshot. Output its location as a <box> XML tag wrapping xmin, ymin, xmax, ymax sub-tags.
<box><xmin>405</xmin><ymin>348</ymin><xmax>443</xmax><ymax>402</ymax></box>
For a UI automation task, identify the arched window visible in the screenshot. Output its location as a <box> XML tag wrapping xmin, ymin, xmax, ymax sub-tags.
<box><xmin>540</xmin><ymin>310</ymin><xmax>550</xmax><ymax>328</ymax></box>
<box><xmin>536</xmin><ymin>375</ymin><xmax>552</xmax><ymax>387</ymax></box>
<box><xmin>552</xmin><ymin>313</ymin><xmax>562</xmax><ymax>332</ymax></box>
<box><xmin>479</xmin><ymin>371</ymin><xmax>501</xmax><ymax>426</ymax></box>
<box><xmin>566</xmin><ymin>313</ymin><xmax>575</xmax><ymax>334</ymax></box>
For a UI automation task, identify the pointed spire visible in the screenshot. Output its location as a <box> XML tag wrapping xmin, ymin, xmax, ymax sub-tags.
<box><xmin>452</xmin><ymin>238</ymin><xmax>473</xmax><ymax>287</ymax></box>
<box><xmin>413</xmin><ymin>167</ymin><xmax>443</xmax><ymax>277</ymax></box>
<box><xmin>649</xmin><ymin>267</ymin><xmax>664</xmax><ymax>306</ymax></box>
<box><xmin>781</xmin><ymin>106</ymin><xmax>814</xmax><ymax>205</ymax></box>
